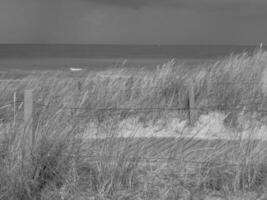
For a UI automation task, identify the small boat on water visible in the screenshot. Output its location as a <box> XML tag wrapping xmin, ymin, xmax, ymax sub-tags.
<box><xmin>70</xmin><ymin>67</ymin><xmax>83</xmax><ymax>71</ymax></box>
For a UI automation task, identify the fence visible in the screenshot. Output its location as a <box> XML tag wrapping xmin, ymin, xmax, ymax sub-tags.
<box><xmin>0</xmin><ymin>78</ymin><xmax>265</xmax><ymax>166</ymax></box>
<box><xmin>3</xmin><ymin>80</ymin><xmax>197</xmax><ymax>128</ymax></box>
<box><xmin>0</xmin><ymin>81</ymin><xmax>261</xmax><ymax>140</ymax></box>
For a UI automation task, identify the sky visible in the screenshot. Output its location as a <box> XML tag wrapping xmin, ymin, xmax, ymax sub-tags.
<box><xmin>0</xmin><ymin>0</ymin><xmax>267</xmax><ymax>45</ymax></box>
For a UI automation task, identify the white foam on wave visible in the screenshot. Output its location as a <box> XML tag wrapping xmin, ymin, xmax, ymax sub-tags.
<box><xmin>70</xmin><ymin>67</ymin><xmax>83</xmax><ymax>71</ymax></box>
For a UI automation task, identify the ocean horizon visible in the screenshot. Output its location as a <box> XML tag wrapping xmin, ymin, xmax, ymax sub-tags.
<box><xmin>0</xmin><ymin>44</ymin><xmax>263</xmax><ymax>71</ymax></box>
<box><xmin>0</xmin><ymin>44</ymin><xmax>261</xmax><ymax>58</ymax></box>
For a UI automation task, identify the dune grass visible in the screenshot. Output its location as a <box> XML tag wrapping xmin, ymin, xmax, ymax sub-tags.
<box><xmin>1</xmin><ymin>49</ymin><xmax>267</xmax><ymax>199</ymax></box>
<box><xmin>0</xmin><ymin>49</ymin><xmax>267</xmax><ymax>125</ymax></box>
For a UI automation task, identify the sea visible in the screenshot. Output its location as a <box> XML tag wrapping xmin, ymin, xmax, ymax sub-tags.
<box><xmin>0</xmin><ymin>44</ymin><xmax>263</xmax><ymax>71</ymax></box>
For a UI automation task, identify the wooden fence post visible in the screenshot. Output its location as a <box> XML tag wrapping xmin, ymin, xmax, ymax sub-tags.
<box><xmin>24</xmin><ymin>90</ymin><xmax>35</xmax><ymax>148</ymax></box>
<box><xmin>207</xmin><ymin>67</ymin><xmax>212</xmax><ymax>97</ymax></box>
<box><xmin>188</xmin><ymin>80</ymin><xmax>197</xmax><ymax>125</ymax></box>
<box><xmin>13</xmin><ymin>91</ymin><xmax>16</xmax><ymax>126</ymax></box>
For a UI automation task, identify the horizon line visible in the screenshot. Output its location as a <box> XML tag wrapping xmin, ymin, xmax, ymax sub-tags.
<box><xmin>0</xmin><ymin>43</ymin><xmax>263</xmax><ymax>47</ymax></box>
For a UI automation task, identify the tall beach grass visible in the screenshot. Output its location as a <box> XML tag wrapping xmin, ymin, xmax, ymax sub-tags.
<box><xmin>0</xmin><ymin>49</ymin><xmax>267</xmax><ymax>199</ymax></box>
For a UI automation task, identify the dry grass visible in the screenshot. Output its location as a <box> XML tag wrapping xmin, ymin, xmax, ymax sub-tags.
<box><xmin>0</xmin><ymin>49</ymin><xmax>267</xmax><ymax>199</ymax></box>
<box><xmin>1</xmin><ymin>50</ymin><xmax>267</xmax><ymax>125</ymax></box>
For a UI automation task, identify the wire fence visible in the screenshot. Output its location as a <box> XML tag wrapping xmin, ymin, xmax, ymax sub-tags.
<box><xmin>0</xmin><ymin>79</ymin><xmax>265</xmax><ymax>122</ymax></box>
<box><xmin>0</xmin><ymin>80</ymin><xmax>266</xmax><ymax>166</ymax></box>
<box><xmin>34</xmin><ymin>103</ymin><xmax>267</xmax><ymax>112</ymax></box>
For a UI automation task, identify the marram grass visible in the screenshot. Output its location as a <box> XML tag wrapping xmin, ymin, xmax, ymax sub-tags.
<box><xmin>0</xmin><ymin>49</ymin><xmax>267</xmax><ymax>199</ymax></box>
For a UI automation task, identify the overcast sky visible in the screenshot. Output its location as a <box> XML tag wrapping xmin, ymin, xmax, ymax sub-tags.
<box><xmin>0</xmin><ymin>0</ymin><xmax>267</xmax><ymax>45</ymax></box>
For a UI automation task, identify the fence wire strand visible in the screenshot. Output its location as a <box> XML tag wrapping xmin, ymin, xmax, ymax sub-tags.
<box><xmin>0</xmin><ymin>80</ymin><xmax>267</xmax><ymax>165</ymax></box>
<box><xmin>33</xmin><ymin>102</ymin><xmax>267</xmax><ymax>113</ymax></box>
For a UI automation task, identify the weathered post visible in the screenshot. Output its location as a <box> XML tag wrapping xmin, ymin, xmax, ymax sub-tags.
<box><xmin>24</xmin><ymin>90</ymin><xmax>34</xmax><ymax>148</ymax></box>
<box><xmin>188</xmin><ymin>80</ymin><xmax>197</xmax><ymax>125</ymax></box>
<box><xmin>13</xmin><ymin>91</ymin><xmax>16</xmax><ymax>126</ymax></box>
<box><xmin>207</xmin><ymin>67</ymin><xmax>212</xmax><ymax>97</ymax></box>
